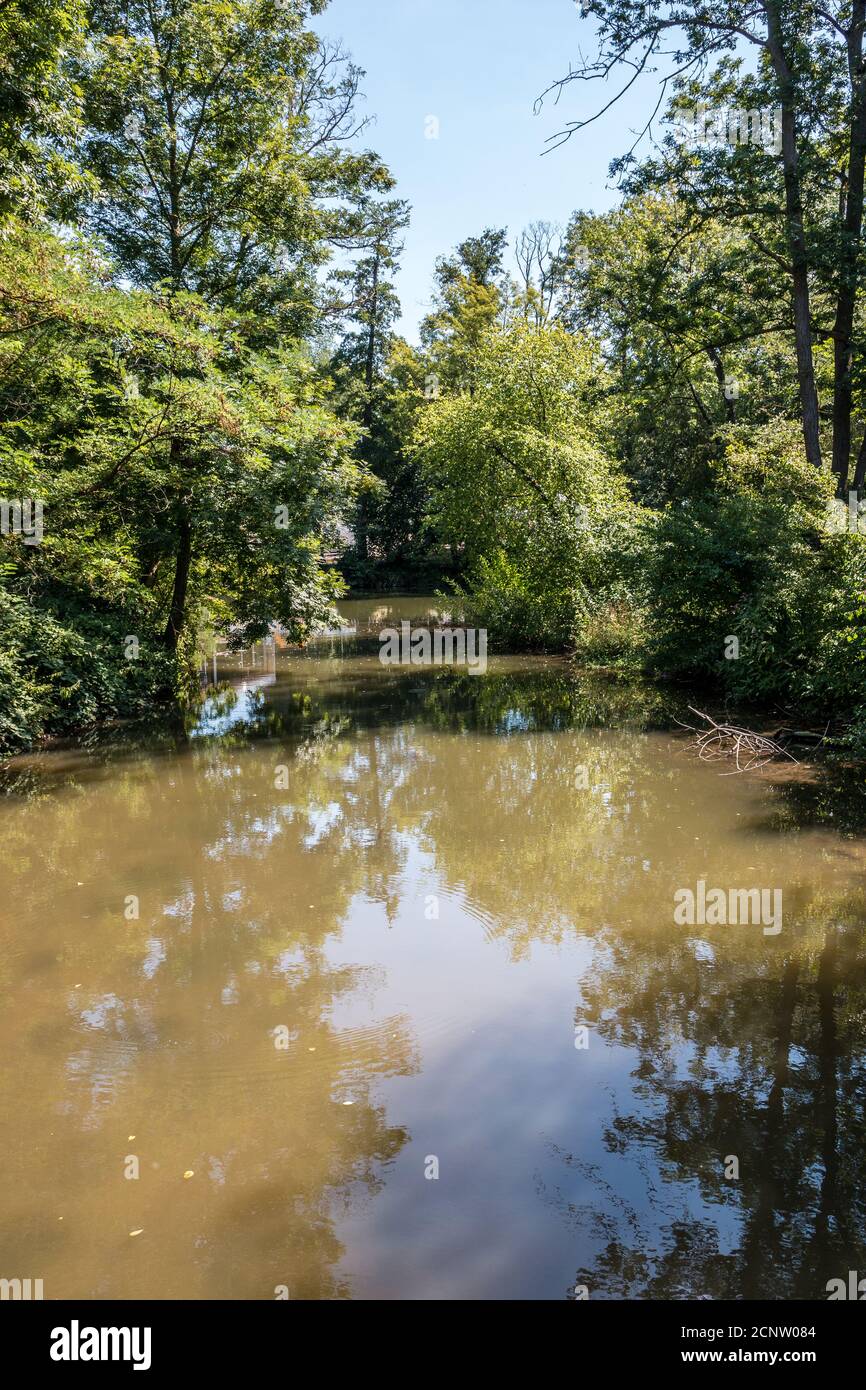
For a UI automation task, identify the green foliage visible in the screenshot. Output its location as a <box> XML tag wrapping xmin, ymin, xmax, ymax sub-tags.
<box><xmin>449</xmin><ymin>550</ymin><xmax>574</xmax><ymax>651</ymax></box>
<box><xmin>0</xmin><ymin>221</ymin><xmax>359</xmax><ymax>753</ymax></box>
<box><xmin>0</xmin><ymin>0</ymin><xmax>92</xmax><ymax>222</ymax></box>
<box><xmin>639</xmin><ymin>422</ymin><xmax>866</xmax><ymax>711</ymax></box>
<box><xmin>325</xmin><ymin>197</ymin><xmax>437</xmax><ymax>582</ymax></box>
<box><xmin>413</xmin><ymin>320</ymin><xmax>636</xmax><ymax>648</ymax></box>
<box><xmin>78</xmin><ymin>2</ymin><xmax>393</xmax><ymax>335</ymax></box>
<box><xmin>5</xmin><ymin>0</ymin><xmax>866</xmax><ymax>756</ymax></box>
<box><xmin>0</xmin><ymin>587</ymin><xmax>174</xmax><ymax>753</ymax></box>
<box><xmin>420</xmin><ymin>227</ymin><xmax>509</xmax><ymax>392</ymax></box>
<box><xmin>554</xmin><ymin>196</ymin><xmax>802</xmax><ymax>506</ymax></box>
<box><xmin>0</xmin><ymin>0</ymin><xmax>393</xmax><ymax>754</ymax></box>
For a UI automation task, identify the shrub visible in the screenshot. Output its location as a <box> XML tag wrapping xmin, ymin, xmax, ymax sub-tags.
<box><xmin>0</xmin><ymin>586</ymin><xmax>175</xmax><ymax>756</ymax></box>
<box><xmin>639</xmin><ymin>421</ymin><xmax>866</xmax><ymax>713</ymax></box>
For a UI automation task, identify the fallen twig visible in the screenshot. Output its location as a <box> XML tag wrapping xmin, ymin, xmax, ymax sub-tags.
<box><xmin>674</xmin><ymin>707</ymin><xmax>801</xmax><ymax>774</ymax></box>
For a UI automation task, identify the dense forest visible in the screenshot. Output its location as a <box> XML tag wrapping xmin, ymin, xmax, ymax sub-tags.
<box><xmin>3</xmin><ymin>0</ymin><xmax>866</xmax><ymax>756</ymax></box>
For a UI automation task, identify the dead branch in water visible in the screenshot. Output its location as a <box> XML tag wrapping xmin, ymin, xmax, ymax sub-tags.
<box><xmin>675</xmin><ymin>707</ymin><xmax>801</xmax><ymax>774</ymax></box>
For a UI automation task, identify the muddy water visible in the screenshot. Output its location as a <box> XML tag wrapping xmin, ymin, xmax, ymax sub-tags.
<box><xmin>2</xmin><ymin>597</ymin><xmax>866</xmax><ymax>1300</ymax></box>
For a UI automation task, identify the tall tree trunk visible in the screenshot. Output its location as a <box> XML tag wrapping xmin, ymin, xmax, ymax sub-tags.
<box><xmin>156</xmin><ymin>32</ymin><xmax>192</xmax><ymax>653</ymax></box>
<box><xmin>355</xmin><ymin>249</ymin><xmax>381</xmax><ymax>565</ymax></box>
<box><xmin>765</xmin><ymin>1</ymin><xmax>822</xmax><ymax>468</ymax></box>
<box><xmin>831</xmin><ymin>1</ymin><xmax>866</xmax><ymax>495</ymax></box>
<box><xmin>163</xmin><ymin>513</ymin><xmax>192</xmax><ymax>651</ymax></box>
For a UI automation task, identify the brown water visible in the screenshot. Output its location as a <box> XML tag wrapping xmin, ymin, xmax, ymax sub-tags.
<box><xmin>2</xmin><ymin>596</ymin><xmax>866</xmax><ymax>1301</ymax></box>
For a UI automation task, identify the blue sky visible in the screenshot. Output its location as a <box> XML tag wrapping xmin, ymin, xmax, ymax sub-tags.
<box><xmin>314</xmin><ymin>0</ymin><xmax>666</xmax><ymax>340</ymax></box>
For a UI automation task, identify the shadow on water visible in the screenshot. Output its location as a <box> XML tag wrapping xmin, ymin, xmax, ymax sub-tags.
<box><xmin>755</xmin><ymin>761</ymin><xmax>866</xmax><ymax>838</ymax></box>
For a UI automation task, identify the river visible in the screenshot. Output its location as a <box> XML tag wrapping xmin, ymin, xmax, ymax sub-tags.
<box><xmin>2</xmin><ymin>597</ymin><xmax>865</xmax><ymax>1299</ymax></box>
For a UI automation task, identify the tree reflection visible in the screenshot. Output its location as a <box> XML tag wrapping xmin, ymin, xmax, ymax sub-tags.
<box><xmin>0</xmin><ymin>714</ymin><xmax>420</xmax><ymax>1298</ymax></box>
<box><xmin>5</xmin><ymin>632</ymin><xmax>866</xmax><ymax>1299</ymax></box>
<box><xmin>549</xmin><ymin>903</ymin><xmax>866</xmax><ymax>1299</ymax></box>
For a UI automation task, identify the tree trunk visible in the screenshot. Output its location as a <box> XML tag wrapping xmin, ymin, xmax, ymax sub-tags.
<box><xmin>355</xmin><ymin>249</ymin><xmax>381</xmax><ymax>565</ymax></box>
<box><xmin>364</xmin><ymin>251</ymin><xmax>380</xmax><ymax>410</ymax></box>
<box><xmin>765</xmin><ymin>1</ymin><xmax>822</xmax><ymax>468</ymax></box>
<box><xmin>831</xmin><ymin>1</ymin><xmax>866</xmax><ymax>495</ymax></box>
<box><xmin>163</xmin><ymin>513</ymin><xmax>192</xmax><ymax>651</ymax></box>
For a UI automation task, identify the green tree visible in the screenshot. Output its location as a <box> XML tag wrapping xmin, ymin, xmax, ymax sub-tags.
<box><xmin>554</xmin><ymin>196</ymin><xmax>798</xmax><ymax>504</ymax></box>
<box><xmin>0</xmin><ymin>0</ymin><xmax>91</xmax><ymax>222</ymax></box>
<box><xmin>543</xmin><ymin>0</ymin><xmax>866</xmax><ymax>492</ymax></box>
<box><xmin>0</xmin><ymin>224</ymin><xmax>361</xmax><ymax>748</ymax></box>
<box><xmin>420</xmin><ymin>226</ymin><xmax>509</xmax><ymax>391</ymax></box>
<box><xmin>413</xmin><ymin>320</ymin><xmax>637</xmax><ymax>648</ymax></box>
<box><xmin>70</xmin><ymin>0</ymin><xmax>392</xmax><ymax>650</ymax></box>
<box><xmin>329</xmin><ymin>195</ymin><xmax>411</xmax><ymax>568</ymax></box>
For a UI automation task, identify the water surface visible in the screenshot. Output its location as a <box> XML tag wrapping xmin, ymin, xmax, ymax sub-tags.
<box><xmin>2</xmin><ymin>597</ymin><xmax>866</xmax><ymax>1300</ymax></box>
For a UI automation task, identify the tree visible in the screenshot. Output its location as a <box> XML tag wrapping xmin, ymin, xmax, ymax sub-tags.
<box><xmin>553</xmin><ymin>195</ymin><xmax>798</xmax><ymax>503</ymax></box>
<box><xmin>514</xmin><ymin>220</ymin><xmax>565</xmax><ymax>326</ymax></box>
<box><xmin>413</xmin><ymin>320</ymin><xmax>634</xmax><ymax>647</ymax></box>
<box><xmin>71</xmin><ymin>0</ymin><xmax>391</xmax><ymax>649</ymax></box>
<box><xmin>78</xmin><ymin>2</ymin><xmax>392</xmax><ymax>329</ymax></box>
<box><xmin>0</xmin><ymin>0</ymin><xmax>91</xmax><ymax>223</ymax></box>
<box><xmin>541</xmin><ymin>1</ymin><xmax>866</xmax><ymax>492</ymax></box>
<box><xmin>420</xmin><ymin>227</ymin><xmax>509</xmax><ymax>390</ymax></box>
<box><xmin>0</xmin><ymin>223</ymin><xmax>361</xmax><ymax>748</ymax></box>
<box><xmin>329</xmin><ymin>195</ymin><xmax>410</xmax><ymax>566</ymax></box>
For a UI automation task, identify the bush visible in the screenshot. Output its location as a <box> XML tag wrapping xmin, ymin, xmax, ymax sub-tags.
<box><xmin>448</xmin><ymin>549</ymin><xmax>574</xmax><ymax>650</ymax></box>
<box><xmin>0</xmin><ymin>586</ymin><xmax>176</xmax><ymax>756</ymax></box>
<box><xmin>638</xmin><ymin>421</ymin><xmax>866</xmax><ymax>713</ymax></box>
